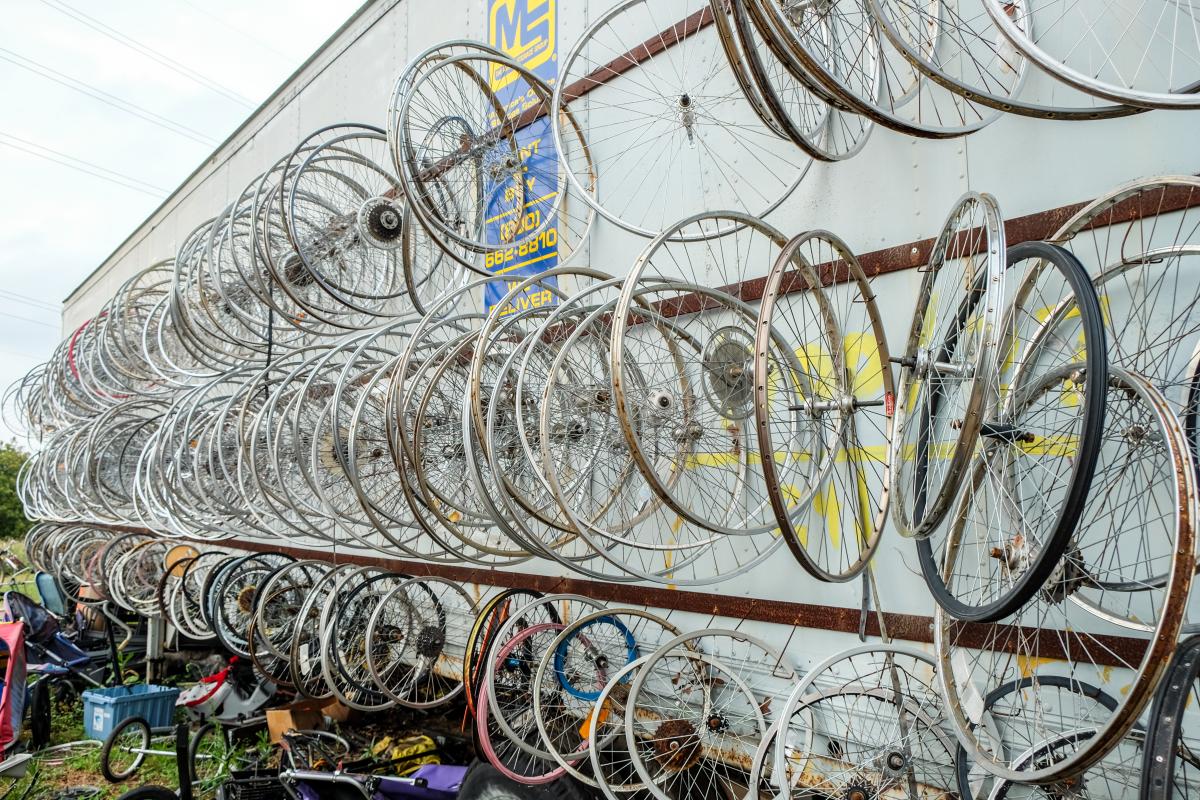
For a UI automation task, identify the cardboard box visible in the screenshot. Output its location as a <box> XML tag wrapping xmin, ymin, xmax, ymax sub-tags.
<box><xmin>321</xmin><ymin>698</ymin><xmax>353</xmax><ymax>724</ymax></box>
<box><xmin>266</xmin><ymin>705</ymin><xmax>325</xmax><ymax>744</ymax></box>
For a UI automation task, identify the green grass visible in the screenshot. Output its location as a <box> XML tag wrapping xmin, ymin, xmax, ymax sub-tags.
<box><xmin>6</xmin><ymin>695</ymin><xmax>184</xmax><ymax>799</ymax></box>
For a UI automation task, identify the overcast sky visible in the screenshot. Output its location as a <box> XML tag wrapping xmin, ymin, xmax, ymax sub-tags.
<box><xmin>0</xmin><ymin>0</ymin><xmax>362</xmax><ymax>437</ymax></box>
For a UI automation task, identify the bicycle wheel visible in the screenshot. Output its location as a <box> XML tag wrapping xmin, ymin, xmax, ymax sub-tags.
<box><xmin>539</xmin><ymin>293</ymin><xmax>764</xmax><ymax>585</ymax></box>
<box><xmin>189</xmin><ymin>722</ymin><xmax>232</xmax><ymax>798</ymax></box>
<box><xmin>533</xmin><ymin>608</ymin><xmax>684</xmax><ymax>786</ymax></box>
<box><xmin>101</xmin><ymin>716</ymin><xmax>151</xmax><ymax>783</ymax></box>
<box><xmin>988</xmin><ymin>734</ymin><xmax>1144</xmax><ymax>797</ymax></box>
<box><xmin>745</xmin><ymin>0</ymin><xmax>1000</xmax><ymax>136</ymax></box>
<box><xmin>484</xmin><ymin>595</ymin><xmax>604</xmax><ymax>763</ymax></box>
<box><xmin>890</xmin><ymin>191</ymin><xmax>1006</xmax><ymax>538</ymax></box>
<box><xmin>365</xmin><ymin>576</ymin><xmax>476</xmax><ymax>708</ymax></box>
<box><xmin>486</xmin><ymin>280</ymin><xmax>629</xmax><ymax>568</ymax></box>
<box><xmin>212</xmin><ymin>553</ymin><xmax>295</xmax><ymax>658</ymax></box>
<box><xmin>395</xmin><ymin>49</ymin><xmax>593</xmax><ymax>261</ymax></box>
<box><xmin>722</xmin><ymin>0</ymin><xmax>874</xmax><ymax>161</ymax></box>
<box><xmin>477</xmin><ymin>622</ymin><xmax>569</xmax><ymax>783</ymax></box>
<box><xmin>282</xmin><ymin>125</ymin><xmax>408</xmax><ymax>320</ymax></box>
<box><xmin>955</xmin><ymin>676</ymin><xmax>1140</xmax><ymax>800</ymax></box>
<box><xmin>772</xmin><ymin>643</ymin><xmax>954</xmax><ymax>799</ymax></box>
<box><xmin>1049</xmin><ymin>177</ymin><xmax>1200</xmax><ymax>479</ymax></box>
<box><xmin>585</xmin><ymin>656</ymin><xmax>653</xmax><ymax>800</ymax></box>
<box><xmin>289</xmin><ymin>563</ymin><xmax>357</xmax><ymax>699</ymax></box>
<box><xmin>177</xmin><ymin>552</ymin><xmax>227</xmax><ymax>641</ymax></box>
<box><xmin>1142</xmin><ymin>635</ymin><xmax>1200</xmax><ymax>800</ymax></box>
<box><xmin>981</xmin><ymin>0</ymin><xmax>1200</xmax><ymax>109</ymax></box>
<box><xmin>553</xmin><ymin>0</ymin><xmax>810</xmax><ymax>239</ymax></box>
<box><xmin>937</xmin><ymin>370</ymin><xmax>1197</xmax><ymax>783</ymax></box>
<box><xmin>462</xmin><ymin>589</ymin><xmax>546</xmax><ymax>719</ymax></box>
<box><xmin>320</xmin><ymin>568</ymin><xmax>404</xmax><ymax>711</ymax></box>
<box><xmin>755</xmin><ymin>229</ymin><xmax>894</xmax><ymax>581</ymax></box>
<box><xmin>610</xmin><ymin>213</ymin><xmax>797</xmax><ymax>536</ymax></box>
<box><xmin>625</xmin><ymin>629</ymin><xmax>796</xmax><ymax>800</ymax></box>
<box><xmin>916</xmin><ymin>241</ymin><xmax>1108</xmax><ymax>622</ymax></box>
<box><xmin>870</xmin><ymin>0</ymin><xmax>1146</xmax><ymax>120</ymax></box>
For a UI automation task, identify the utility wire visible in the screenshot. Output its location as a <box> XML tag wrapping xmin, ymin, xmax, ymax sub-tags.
<box><xmin>0</xmin><ymin>290</ymin><xmax>59</xmax><ymax>314</ymax></box>
<box><xmin>40</xmin><ymin>0</ymin><xmax>257</xmax><ymax>109</ymax></box>
<box><xmin>0</xmin><ymin>48</ymin><xmax>218</xmax><ymax>147</ymax></box>
<box><xmin>172</xmin><ymin>0</ymin><xmax>300</xmax><ymax>62</ymax></box>
<box><xmin>0</xmin><ymin>131</ymin><xmax>166</xmax><ymax>192</ymax></box>
<box><xmin>0</xmin><ymin>310</ymin><xmax>59</xmax><ymax>330</ymax></box>
<box><xmin>0</xmin><ymin>135</ymin><xmax>166</xmax><ymax>198</ymax></box>
<box><xmin>0</xmin><ymin>348</ymin><xmax>46</xmax><ymax>363</ymax></box>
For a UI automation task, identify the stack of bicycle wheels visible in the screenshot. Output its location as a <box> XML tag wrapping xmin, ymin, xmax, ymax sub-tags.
<box><xmin>878</xmin><ymin>177</ymin><xmax>1200</xmax><ymax>796</ymax></box>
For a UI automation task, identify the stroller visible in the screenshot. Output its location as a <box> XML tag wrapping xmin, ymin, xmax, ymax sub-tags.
<box><xmin>281</xmin><ymin>765</ymin><xmax>466</xmax><ymax>800</ymax></box>
<box><xmin>3</xmin><ymin>590</ymin><xmax>119</xmax><ymax>750</ymax></box>
<box><xmin>3</xmin><ymin>591</ymin><xmax>109</xmax><ymax>687</ymax></box>
<box><xmin>278</xmin><ymin>730</ymin><xmax>464</xmax><ymax>800</ymax></box>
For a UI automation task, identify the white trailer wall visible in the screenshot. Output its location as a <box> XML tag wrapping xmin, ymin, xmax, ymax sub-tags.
<box><xmin>59</xmin><ymin>0</ymin><xmax>1200</xmax><ymax>687</ymax></box>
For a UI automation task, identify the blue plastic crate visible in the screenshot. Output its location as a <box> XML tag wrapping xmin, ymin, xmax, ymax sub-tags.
<box><xmin>82</xmin><ymin>684</ymin><xmax>179</xmax><ymax>740</ymax></box>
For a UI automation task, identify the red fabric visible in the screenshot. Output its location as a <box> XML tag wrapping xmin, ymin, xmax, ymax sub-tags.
<box><xmin>0</xmin><ymin>622</ymin><xmax>26</xmax><ymax>751</ymax></box>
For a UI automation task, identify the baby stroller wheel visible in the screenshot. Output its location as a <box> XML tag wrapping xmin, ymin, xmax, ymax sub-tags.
<box><xmin>102</xmin><ymin>716</ymin><xmax>152</xmax><ymax>782</ymax></box>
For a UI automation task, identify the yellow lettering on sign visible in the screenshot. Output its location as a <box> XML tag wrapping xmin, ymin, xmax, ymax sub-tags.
<box><xmin>488</xmin><ymin>0</ymin><xmax>555</xmax><ymax>91</ymax></box>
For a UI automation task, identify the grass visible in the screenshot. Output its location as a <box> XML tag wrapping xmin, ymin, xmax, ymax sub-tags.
<box><xmin>5</xmin><ymin>695</ymin><xmax>185</xmax><ymax>799</ymax></box>
<box><xmin>0</xmin><ymin>539</ymin><xmax>38</xmax><ymax>600</ymax></box>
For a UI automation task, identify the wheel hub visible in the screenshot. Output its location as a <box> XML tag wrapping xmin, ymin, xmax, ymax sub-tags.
<box><xmin>701</xmin><ymin>327</ymin><xmax>755</xmax><ymax>420</ymax></box>
<box><xmin>672</xmin><ymin>420</ymin><xmax>704</xmax><ymax>443</ymax></box>
<box><xmin>843</xmin><ymin>778</ymin><xmax>874</xmax><ymax>800</ymax></box>
<box><xmin>357</xmin><ymin>196</ymin><xmax>405</xmax><ymax>250</ymax></box>
<box><xmin>236</xmin><ymin>584</ymin><xmax>257</xmax><ymax>614</ymax></box>
<box><xmin>648</xmin><ymin>390</ymin><xmax>675</xmax><ymax>413</ymax></box>
<box><xmin>280</xmin><ymin>252</ymin><xmax>315</xmax><ymax>288</ymax></box>
<box><xmin>415</xmin><ymin>624</ymin><xmax>445</xmax><ymax>658</ymax></box>
<box><xmin>879</xmin><ymin>749</ymin><xmax>910</xmax><ymax>779</ymax></box>
<box><xmin>678</xmin><ymin>94</ymin><xmax>696</xmax><ymax>143</ymax></box>
<box><xmin>1040</xmin><ymin>541</ymin><xmax>1089</xmax><ymax>604</ymax></box>
<box><xmin>651</xmin><ymin>719</ymin><xmax>702</xmax><ymax>771</ymax></box>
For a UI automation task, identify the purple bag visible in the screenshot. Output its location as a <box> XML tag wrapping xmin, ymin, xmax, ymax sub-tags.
<box><xmin>376</xmin><ymin>765</ymin><xmax>466</xmax><ymax>799</ymax></box>
<box><xmin>291</xmin><ymin>764</ymin><xmax>467</xmax><ymax>800</ymax></box>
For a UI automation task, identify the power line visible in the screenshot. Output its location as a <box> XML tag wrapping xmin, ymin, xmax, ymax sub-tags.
<box><xmin>0</xmin><ymin>310</ymin><xmax>59</xmax><ymax>330</ymax></box>
<box><xmin>172</xmin><ymin>0</ymin><xmax>300</xmax><ymax>62</ymax></box>
<box><xmin>0</xmin><ymin>48</ymin><xmax>218</xmax><ymax>147</ymax></box>
<box><xmin>0</xmin><ymin>284</ymin><xmax>61</xmax><ymax>309</ymax></box>
<box><xmin>0</xmin><ymin>290</ymin><xmax>59</xmax><ymax>314</ymax></box>
<box><xmin>40</xmin><ymin>0</ymin><xmax>258</xmax><ymax>110</ymax></box>
<box><xmin>0</xmin><ymin>135</ymin><xmax>167</xmax><ymax>198</ymax></box>
<box><xmin>0</xmin><ymin>131</ymin><xmax>167</xmax><ymax>191</ymax></box>
<box><xmin>0</xmin><ymin>349</ymin><xmax>46</xmax><ymax>363</ymax></box>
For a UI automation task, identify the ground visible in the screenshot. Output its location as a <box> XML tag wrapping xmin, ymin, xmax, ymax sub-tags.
<box><xmin>7</xmin><ymin>696</ymin><xmax>186</xmax><ymax>799</ymax></box>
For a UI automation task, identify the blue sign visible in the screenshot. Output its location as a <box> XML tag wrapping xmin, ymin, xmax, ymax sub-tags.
<box><xmin>484</xmin><ymin>0</ymin><xmax>559</xmax><ymax>315</ymax></box>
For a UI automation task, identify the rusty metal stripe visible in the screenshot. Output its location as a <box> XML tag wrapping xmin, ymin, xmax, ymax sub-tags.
<box><xmin>211</xmin><ymin>536</ymin><xmax>1150</xmax><ymax>669</ymax></box>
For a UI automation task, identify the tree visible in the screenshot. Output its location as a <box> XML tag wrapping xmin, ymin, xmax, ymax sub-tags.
<box><xmin>0</xmin><ymin>441</ymin><xmax>30</xmax><ymax>540</ymax></box>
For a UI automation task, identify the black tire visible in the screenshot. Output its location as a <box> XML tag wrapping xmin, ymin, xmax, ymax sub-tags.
<box><xmin>956</xmin><ymin>674</ymin><xmax>1119</xmax><ymax>799</ymax></box>
<box><xmin>916</xmin><ymin>241</ymin><xmax>1108</xmax><ymax>622</ymax></box>
<box><xmin>1141</xmin><ymin>634</ymin><xmax>1200</xmax><ymax>800</ymax></box>
<box><xmin>116</xmin><ymin>786</ymin><xmax>177</xmax><ymax>800</ymax></box>
<box><xmin>115</xmin><ymin>788</ymin><xmax>178</xmax><ymax>800</ymax></box>
<box><xmin>458</xmin><ymin>761</ymin><xmax>591</xmax><ymax>800</ymax></box>
<box><xmin>188</xmin><ymin>722</ymin><xmax>229</xmax><ymax>798</ymax></box>
<box><xmin>101</xmin><ymin>716</ymin><xmax>152</xmax><ymax>783</ymax></box>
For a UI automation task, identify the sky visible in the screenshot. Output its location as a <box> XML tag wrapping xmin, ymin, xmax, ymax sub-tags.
<box><xmin>0</xmin><ymin>0</ymin><xmax>362</xmax><ymax>437</ymax></box>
